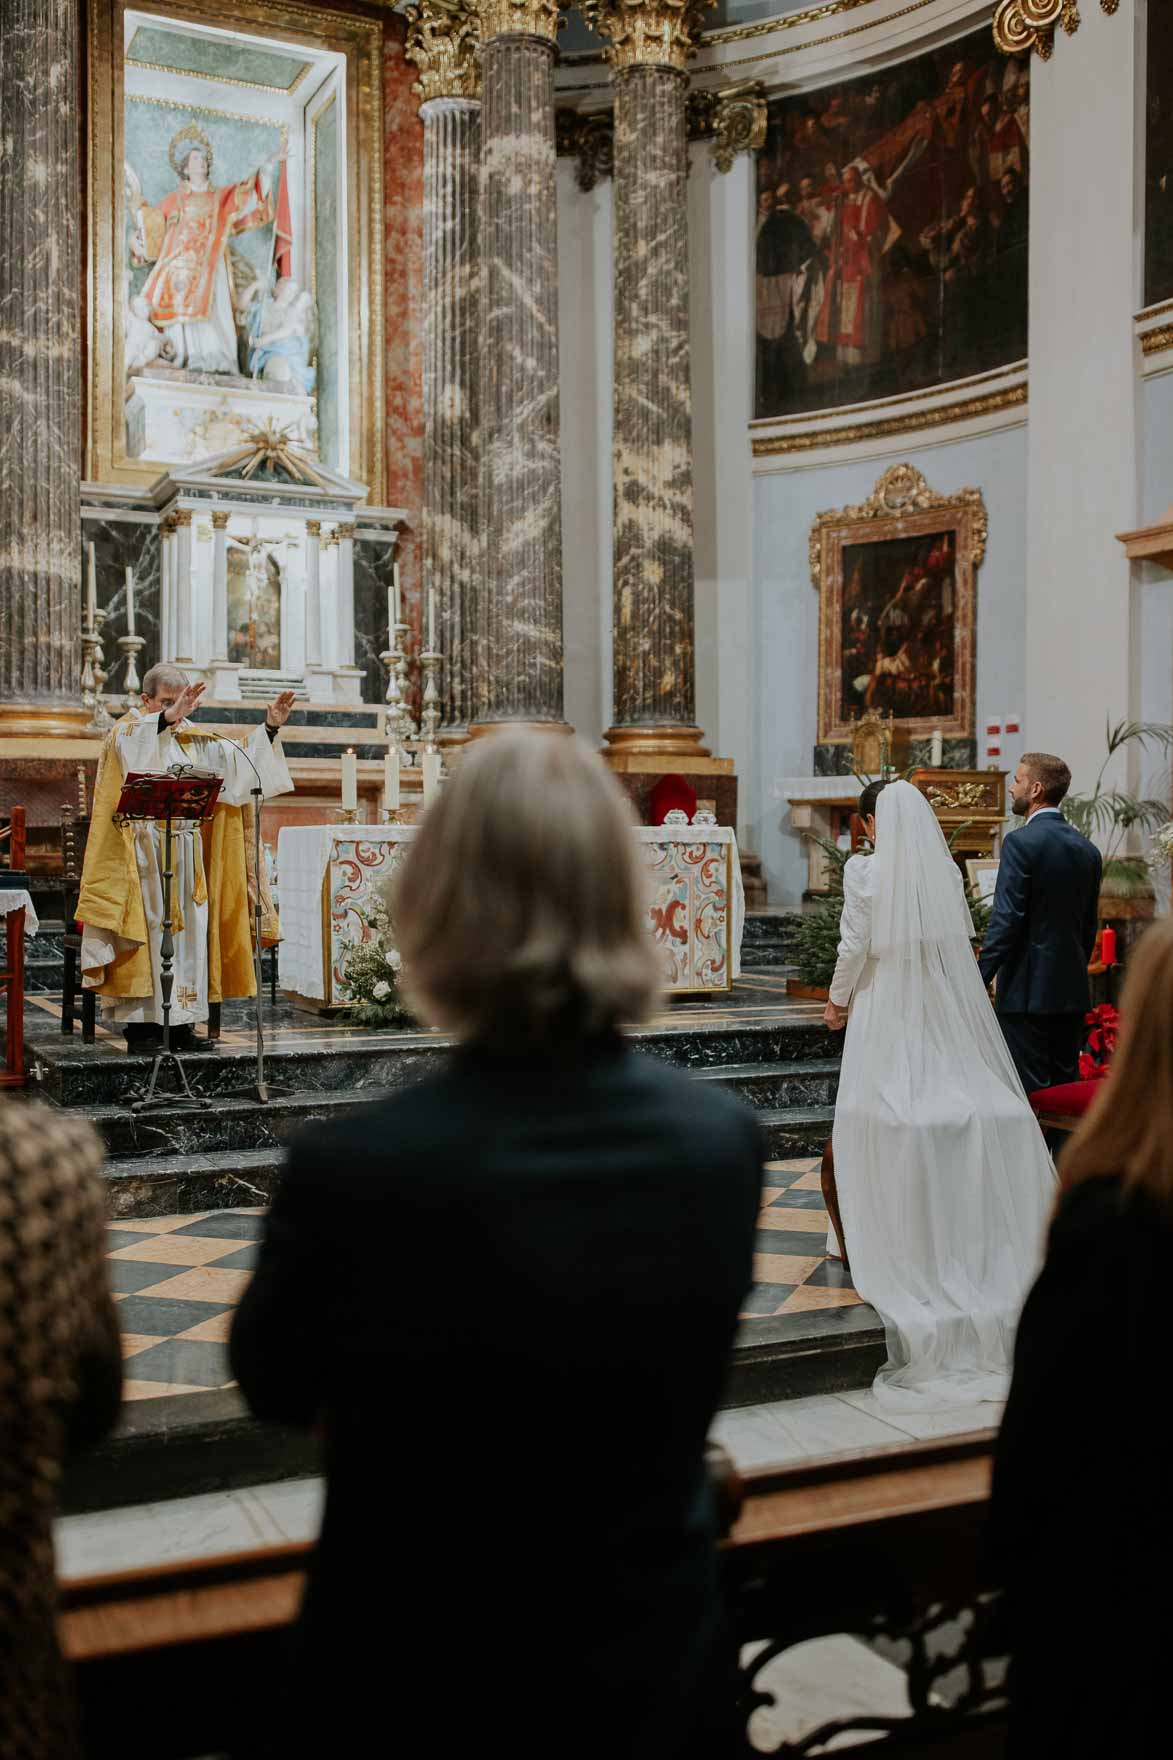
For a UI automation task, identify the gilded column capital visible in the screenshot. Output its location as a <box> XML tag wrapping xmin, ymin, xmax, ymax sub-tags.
<box><xmin>993</xmin><ymin>0</ymin><xmax>1118</xmax><ymax>60</ymax></box>
<box><xmin>211</xmin><ymin>509</ymin><xmax>230</xmax><ymax>530</ymax></box>
<box><xmin>583</xmin><ymin>0</ymin><xmax>715</xmax><ymax>72</ymax></box>
<box><xmin>335</xmin><ymin>522</ymin><xmax>357</xmax><ymax>541</ymax></box>
<box><xmin>305</xmin><ymin>519</ymin><xmax>321</xmax><ymax>538</ymax></box>
<box><xmin>173</xmin><ymin>509</ymin><xmax>193</xmax><ymax>528</ymax></box>
<box><xmin>687</xmin><ymin>80</ymin><xmax>767</xmax><ymax>174</ymax></box>
<box><xmin>405</xmin><ymin>0</ymin><xmax>482</xmax><ymax>103</ymax></box>
<box><xmin>475</xmin><ymin>0</ymin><xmax>564</xmax><ymax>47</ymax></box>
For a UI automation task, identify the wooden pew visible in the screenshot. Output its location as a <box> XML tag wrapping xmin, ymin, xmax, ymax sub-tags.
<box><xmin>60</xmin><ymin>1435</ymin><xmax>1003</xmax><ymax>1758</ymax></box>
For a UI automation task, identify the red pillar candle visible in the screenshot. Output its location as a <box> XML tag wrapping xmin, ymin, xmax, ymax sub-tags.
<box><xmin>1101</xmin><ymin>926</ymin><xmax>1117</xmax><ymax>967</ymax></box>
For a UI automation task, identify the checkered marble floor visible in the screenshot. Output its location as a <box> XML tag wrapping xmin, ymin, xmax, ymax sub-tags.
<box><xmin>747</xmin><ymin>1158</ymin><xmax>862</xmax><ymax>1318</ymax></box>
<box><xmin>103</xmin><ymin>1161</ymin><xmax>860</xmax><ymax>1399</ymax></box>
<box><xmin>104</xmin><ymin>1209</ymin><xmax>263</xmax><ymax>1401</ymax></box>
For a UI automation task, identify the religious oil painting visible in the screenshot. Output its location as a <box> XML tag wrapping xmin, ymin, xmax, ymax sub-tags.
<box><xmin>810</xmin><ymin>464</ymin><xmax>986</xmax><ymax>746</ymax></box>
<box><xmin>226</xmin><ymin>543</ymin><xmax>282</xmax><ymax>670</ymax></box>
<box><xmin>754</xmin><ymin>25</ymin><xmax>1029</xmax><ymax>420</ymax></box>
<box><xmin>1144</xmin><ymin>0</ymin><xmax>1173</xmax><ymax>309</ymax></box>
<box><xmin>87</xmin><ymin>0</ymin><xmax>385</xmax><ymax>496</ymax></box>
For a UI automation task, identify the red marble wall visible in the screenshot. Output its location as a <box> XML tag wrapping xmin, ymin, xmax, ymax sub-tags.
<box><xmin>383</xmin><ymin>19</ymin><xmax>425</xmax><ymax>655</ymax></box>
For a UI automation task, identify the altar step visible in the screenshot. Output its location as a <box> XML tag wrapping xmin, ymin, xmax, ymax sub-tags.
<box><xmin>740</xmin><ymin>909</ymin><xmax>802</xmax><ymax>970</ymax></box>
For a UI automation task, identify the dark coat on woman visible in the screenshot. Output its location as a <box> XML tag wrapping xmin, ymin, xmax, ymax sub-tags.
<box><xmin>988</xmin><ymin>1174</ymin><xmax>1173</xmax><ymax>1758</ymax></box>
<box><xmin>230</xmin><ymin>1036</ymin><xmax>764</xmax><ymax>1760</ymax></box>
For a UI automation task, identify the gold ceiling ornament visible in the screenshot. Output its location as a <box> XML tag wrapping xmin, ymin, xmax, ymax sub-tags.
<box><xmin>474</xmin><ymin>0</ymin><xmax>564</xmax><ymax>45</ymax></box>
<box><xmin>583</xmin><ymin>0</ymin><xmax>716</xmax><ymax>72</ymax></box>
<box><xmin>993</xmin><ymin>0</ymin><xmax>1118</xmax><ymax>60</ymax></box>
<box><xmin>405</xmin><ymin>0</ymin><xmax>482</xmax><ymax>102</ymax></box>
<box><xmin>687</xmin><ymin>81</ymin><xmax>767</xmax><ymax>174</ymax></box>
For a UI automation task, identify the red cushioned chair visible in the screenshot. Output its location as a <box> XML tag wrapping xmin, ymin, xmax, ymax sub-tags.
<box><xmin>1029</xmin><ymin>1080</ymin><xmax>1101</xmax><ymax>1135</ymax></box>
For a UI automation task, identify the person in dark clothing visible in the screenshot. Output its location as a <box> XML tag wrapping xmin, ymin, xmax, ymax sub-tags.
<box><xmin>0</xmin><ymin>1102</ymin><xmax>122</xmax><ymax>1760</ymax></box>
<box><xmin>230</xmin><ymin>730</ymin><xmax>765</xmax><ymax>1760</ymax></box>
<box><xmin>978</xmin><ymin>751</ymin><xmax>1101</xmax><ymax>1093</ymax></box>
<box><xmin>988</xmin><ymin>918</ymin><xmax>1173</xmax><ymax>1759</ymax></box>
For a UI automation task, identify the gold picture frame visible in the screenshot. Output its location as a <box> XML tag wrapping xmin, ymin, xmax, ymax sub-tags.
<box><xmin>966</xmin><ymin>857</ymin><xmax>1001</xmax><ymax>906</ymax></box>
<box><xmin>810</xmin><ymin>463</ymin><xmax>987</xmax><ymax>746</ymax></box>
<box><xmin>85</xmin><ymin>0</ymin><xmax>385</xmax><ymax>500</ymax></box>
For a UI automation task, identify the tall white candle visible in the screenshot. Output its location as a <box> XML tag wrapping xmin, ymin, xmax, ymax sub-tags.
<box><xmin>86</xmin><ymin>542</ymin><xmax>97</xmax><ymax>628</ymax></box>
<box><xmin>341</xmin><ymin>747</ymin><xmax>358</xmax><ymax>810</ymax></box>
<box><xmin>422</xmin><ymin>747</ymin><xmax>442</xmax><ymax>809</ymax></box>
<box><xmin>428</xmin><ymin>586</ymin><xmax>437</xmax><ymax>653</ymax></box>
<box><xmin>393</xmin><ymin>561</ymin><xmax>401</xmax><ymax>628</ymax></box>
<box><xmin>930</xmin><ymin>728</ymin><xmax>943</xmax><ymax>767</ymax></box>
<box><xmin>387</xmin><ymin>585</ymin><xmax>395</xmax><ymax>646</ymax></box>
<box><xmin>125</xmin><ymin>566</ymin><xmax>136</xmax><ymax>637</ymax></box>
<box><xmin>383</xmin><ymin>748</ymin><xmax>400</xmax><ymax>811</ymax></box>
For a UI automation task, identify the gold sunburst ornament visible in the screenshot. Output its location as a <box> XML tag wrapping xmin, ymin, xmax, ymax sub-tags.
<box><xmin>168</xmin><ymin>122</ymin><xmax>215</xmax><ymax>180</ymax></box>
<box><xmin>994</xmin><ymin>0</ymin><xmax>1119</xmax><ymax>60</ymax></box>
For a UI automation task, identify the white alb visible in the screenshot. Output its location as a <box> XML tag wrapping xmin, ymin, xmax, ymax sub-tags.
<box><xmin>829</xmin><ymin>780</ymin><xmax>1056</xmax><ymax>1407</ymax></box>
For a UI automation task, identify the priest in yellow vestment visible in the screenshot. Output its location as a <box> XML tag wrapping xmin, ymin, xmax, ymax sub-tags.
<box><xmin>78</xmin><ymin>666</ymin><xmax>295</xmax><ymax>1052</ymax></box>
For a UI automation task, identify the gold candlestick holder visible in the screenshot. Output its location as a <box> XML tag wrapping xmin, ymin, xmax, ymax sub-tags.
<box><xmin>334</xmin><ymin>806</ymin><xmax>361</xmax><ymax>825</ymax></box>
<box><xmin>382</xmin><ymin>620</ymin><xmax>418</xmax><ymax>755</ymax></box>
<box><xmin>379</xmin><ymin>806</ymin><xmax>401</xmax><ymax>825</ymax></box>
<box><xmin>118</xmin><ymin>632</ymin><xmax>145</xmax><ymax>714</ymax></box>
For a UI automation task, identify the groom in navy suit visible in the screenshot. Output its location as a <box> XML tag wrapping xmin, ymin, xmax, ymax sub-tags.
<box><xmin>979</xmin><ymin>752</ymin><xmax>1102</xmax><ymax>1094</ymax></box>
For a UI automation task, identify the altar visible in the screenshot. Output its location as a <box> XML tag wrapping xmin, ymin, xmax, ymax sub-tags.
<box><xmin>276</xmin><ymin>819</ymin><xmax>745</xmax><ymax>1007</ymax></box>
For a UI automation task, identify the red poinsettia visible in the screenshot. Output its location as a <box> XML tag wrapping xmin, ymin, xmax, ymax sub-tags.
<box><xmin>1079</xmin><ymin>1003</ymin><xmax>1119</xmax><ymax>1081</ymax></box>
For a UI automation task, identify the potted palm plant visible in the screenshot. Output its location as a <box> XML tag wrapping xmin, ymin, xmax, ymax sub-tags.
<box><xmin>1061</xmin><ymin>719</ymin><xmax>1173</xmax><ymax>919</ymax></box>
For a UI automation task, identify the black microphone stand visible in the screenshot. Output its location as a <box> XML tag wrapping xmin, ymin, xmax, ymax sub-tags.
<box><xmin>220</xmin><ymin>730</ymin><xmax>290</xmax><ymax>1106</ymax></box>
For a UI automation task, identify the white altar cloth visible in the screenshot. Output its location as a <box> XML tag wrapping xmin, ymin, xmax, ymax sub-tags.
<box><xmin>276</xmin><ymin>821</ymin><xmax>743</xmax><ymax>1007</ymax></box>
<box><xmin>0</xmin><ymin>890</ymin><xmax>39</xmax><ymax>936</ymax></box>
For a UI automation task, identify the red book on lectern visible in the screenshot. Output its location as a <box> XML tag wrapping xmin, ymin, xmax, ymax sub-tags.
<box><xmin>114</xmin><ymin>770</ymin><xmax>224</xmax><ymax>823</ymax></box>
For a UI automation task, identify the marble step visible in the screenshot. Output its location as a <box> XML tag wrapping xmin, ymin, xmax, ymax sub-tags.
<box><xmin>740</xmin><ymin>911</ymin><xmax>802</xmax><ymax>970</ymax></box>
<box><xmin>31</xmin><ymin>1014</ymin><xmax>839</xmax><ymax>1109</ymax></box>
<box><xmin>695</xmin><ymin>1058</ymin><xmax>840</xmax><ymax>1110</ymax></box>
<box><xmin>757</xmin><ymin>1105</ymin><xmax>835</xmax><ymax>1159</ymax></box>
<box><xmin>102</xmin><ymin>1147</ymin><xmax>284</xmax><ymax>1220</ymax></box>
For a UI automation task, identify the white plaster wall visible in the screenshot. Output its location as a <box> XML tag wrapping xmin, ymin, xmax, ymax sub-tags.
<box><xmin>1138</xmin><ymin>368</ymin><xmax>1173</xmax><ymax>779</ymax></box>
<box><xmin>558</xmin><ymin>161</ymin><xmax>613</xmax><ymax>745</ymax></box>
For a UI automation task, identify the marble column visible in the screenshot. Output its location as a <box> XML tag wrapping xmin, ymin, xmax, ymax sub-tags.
<box><xmin>406</xmin><ymin>3</ymin><xmax>482</xmax><ymax>742</ymax></box>
<box><xmin>470</xmin><ymin>0</ymin><xmax>568</xmax><ymax>732</ymax></box>
<box><xmin>304</xmin><ymin>520</ymin><xmax>323</xmax><ymax>667</ymax></box>
<box><xmin>210</xmin><ymin>512</ymin><xmax>230</xmax><ymax>660</ymax></box>
<box><xmin>590</xmin><ymin>0</ymin><xmax>714</xmax><ymax>761</ymax></box>
<box><xmin>174</xmin><ymin>512</ymin><xmax>195</xmax><ymax>663</ymax></box>
<box><xmin>0</xmin><ymin>0</ymin><xmax>88</xmax><ymax>735</ymax></box>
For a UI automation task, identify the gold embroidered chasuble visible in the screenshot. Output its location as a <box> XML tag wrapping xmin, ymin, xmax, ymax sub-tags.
<box><xmin>77</xmin><ymin>710</ymin><xmax>290</xmax><ymax>1020</ymax></box>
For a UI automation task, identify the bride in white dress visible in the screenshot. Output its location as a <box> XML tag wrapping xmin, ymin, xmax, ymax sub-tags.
<box><xmin>824</xmin><ymin>779</ymin><xmax>1056</xmax><ymax>1407</ymax></box>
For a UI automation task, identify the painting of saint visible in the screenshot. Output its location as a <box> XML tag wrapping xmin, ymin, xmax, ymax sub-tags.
<box><xmin>838</xmin><ymin>532</ymin><xmax>957</xmax><ymax>726</ymax></box>
<box><xmin>125</xmin><ymin>122</ymin><xmax>292</xmax><ymax>376</ymax></box>
<box><xmin>227</xmin><ymin>542</ymin><xmax>282</xmax><ymax>670</ymax></box>
<box><xmin>1145</xmin><ymin>1</ymin><xmax>1173</xmax><ymax>308</ymax></box>
<box><xmin>755</xmin><ymin>27</ymin><xmax>1030</xmax><ymax>420</ymax></box>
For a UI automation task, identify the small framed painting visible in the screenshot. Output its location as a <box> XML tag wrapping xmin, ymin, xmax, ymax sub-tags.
<box><xmin>966</xmin><ymin>857</ymin><xmax>1000</xmax><ymax>904</ymax></box>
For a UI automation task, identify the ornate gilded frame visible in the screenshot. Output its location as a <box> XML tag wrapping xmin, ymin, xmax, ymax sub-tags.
<box><xmin>86</xmin><ymin>0</ymin><xmax>385</xmax><ymax>500</ymax></box>
<box><xmin>809</xmin><ymin>464</ymin><xmax>987</xmax><ymax>746</ymax></box>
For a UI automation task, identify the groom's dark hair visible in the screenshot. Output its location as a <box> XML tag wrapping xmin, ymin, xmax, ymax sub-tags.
<box><xmin>858</xmin><ymin>779</ymin><xmax>890</xmax><ymax>820</ymax></box>
<box><xmin>1021</xmin><ymin>752</ymin><xmax>1071</xmax><ymax>805</ymax></box>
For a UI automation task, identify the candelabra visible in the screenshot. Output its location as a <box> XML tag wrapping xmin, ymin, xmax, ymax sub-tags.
<box><xmin>118</xmin><ymin>633</ymin><xmax>146</xmax><ymax>714</ymax></box>
<box><xmin>81</xmin><ymin>609</ymin><xmax>113</xmax><ymax>732</ymax></box>
<box><xmin>381</xmin><ymin>619</ymin><xmax>418</xmax><ymax>756</ymax></box>
<box><xmin>419</xmin><ymin>645</ymin><xmax>442</xmax><ymax>749</ymax></box>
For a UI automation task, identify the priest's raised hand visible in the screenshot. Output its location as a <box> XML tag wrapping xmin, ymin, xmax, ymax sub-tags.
<box><xmin>265</xmin><ymin>689</ymin><xmax>296</xmax><ymax>729</ymax></box>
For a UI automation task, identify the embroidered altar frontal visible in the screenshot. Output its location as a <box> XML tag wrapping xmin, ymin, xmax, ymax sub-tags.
<box><xmin>276</xmin><ymin>822</ymin><xmax>745</xmax><ymax>1006</ymax></box>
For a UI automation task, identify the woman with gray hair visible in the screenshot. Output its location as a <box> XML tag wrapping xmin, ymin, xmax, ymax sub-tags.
<box><xmin>232</xmin><ymin>730</ymin><xmax>763</xmax><ymax>1758</ymax></box>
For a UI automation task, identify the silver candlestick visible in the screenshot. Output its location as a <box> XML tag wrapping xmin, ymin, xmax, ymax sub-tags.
<box><xmin>419</xmin><ymin>647</ymin><xmax>442</xmax><ymax>749</ymax></box>
<box><xmin>118</xmin><ymin>632</ymin><xmax>146</xmax><ymax>714</ymax></box>
<box><xmin>82</xmin><ymin>609</ymin><xmax>113</xmax><ymax>731</ymax></box>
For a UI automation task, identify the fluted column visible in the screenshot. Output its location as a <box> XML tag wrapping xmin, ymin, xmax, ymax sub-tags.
<box><xmin>405</xmin><ymin>2</ymin><xmax>482</xmax><ymax>741</ymax></box>
<box><xmin>0</xmin><ymin>0</ymin><xmax>88</xmax><ymax>735</ymax></box>
<box><xmin>470</xmin><ymin>0</ymin><xmax>568</xmax><ymax>732</ymax></box>
<box><xmin>210</xmin><ymin>512</ymin><xmax>230</xmax><ymax>660</ymax></box>
<box><xmin>304</xmin><ymin>520</ymin><xmax>323</xmax><ymax>666</ymax></box>
<box><xmin>590</xmin><ymin>0</ymin><xmax>714</xmax><ymax>760</ymax></box>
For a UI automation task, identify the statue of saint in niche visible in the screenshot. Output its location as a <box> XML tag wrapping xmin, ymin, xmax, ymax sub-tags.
<box><xmin>126</xmin><ymin>122</ymin><xmax>291</xmax><ymax>376</ymax></box>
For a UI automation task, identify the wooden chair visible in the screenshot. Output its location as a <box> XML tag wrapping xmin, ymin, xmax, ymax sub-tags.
<box><xmin>0</xmin><ymin>804</ymin><xmax>26</xmax><ymax>876</ymax></box>
<box><xmin>59</xmin><ymin>809</ymin><xmax>96</xmax><ymax>1043</ymax></box>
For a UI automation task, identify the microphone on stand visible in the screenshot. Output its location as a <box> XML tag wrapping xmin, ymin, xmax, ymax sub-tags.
<box><xmin>218</xmin><ymin>725</ymin><xmax>288</xmax><ymax>1106</ymax></box>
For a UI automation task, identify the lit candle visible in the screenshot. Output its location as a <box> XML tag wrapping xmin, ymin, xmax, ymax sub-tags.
<box><xmin>393</xmin><ymin>561</ymin><xmax>401</xmax><ymax>628</ymax></box>
<box><xmin>930</xmin><ymin>728</ymin><xmax>943</xmax><ymax>767</ymax></box>
<box><xmin>340</xmin><ymin>747</ymin><xmax>358</xmax><ymax>810</ymax></box>
<box><xmin>383</xmin><ymin>748</ymin><xmax>400</xmax><ymax>811</ymax></box>
<box><xmin>86</xmin><ymin>542</ymin><xmax>97</xmax><ymax>629</ymax></box>
<box><xmin>422</xmin><ymin>747</ymin><xmax>442</xmax><ymax>809</ymax></box>
<box><xmin>125</xmin><ymin>565</ymin><xmax>136</xmax><ymax>637</ymax></box>
<box><xmin>428</xmin><ymin>586</ymin><xmax>437</xmax><ymax>653</ymax></box>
